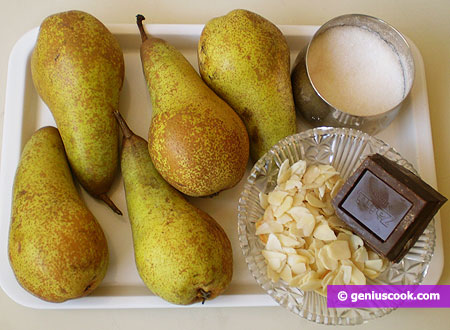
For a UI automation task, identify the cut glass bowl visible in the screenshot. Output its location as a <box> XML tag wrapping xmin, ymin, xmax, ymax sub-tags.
<box><xmin>237</xmin><ymin>127</ymin><xmax>435</xmax><ymax>325</ymax></box>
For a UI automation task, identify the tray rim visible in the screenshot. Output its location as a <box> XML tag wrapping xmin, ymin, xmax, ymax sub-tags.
<box><xmin>0</xmin><ymin>23</ymin><xmax>443</xmax><ymax>309</ymax></box>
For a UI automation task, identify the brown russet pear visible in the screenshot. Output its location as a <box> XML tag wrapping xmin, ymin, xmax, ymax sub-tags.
<box><xmin>114</xmin><ymin>111</ymin><xmax>233</xmax><ymax>305</ymax></box>
<box><xmin>31</xmin><ymin>10</ymin><xmax>124</xmax><ymax>214</ymax></box>
<box><xmin>136</xmin><ymin>15</ymin><xmax>249</xmax><ymax>197</ymax></box>
<box><xmin>198</xmin><ymin>9</ymin><xmax>297</xmax><ymax>161</ymax></box>
<box><xmin>8</xmin><ymin>127</ymin><xmax>109</xmax><ymax>303</ymax></box>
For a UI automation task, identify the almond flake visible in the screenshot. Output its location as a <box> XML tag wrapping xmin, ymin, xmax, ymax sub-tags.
<box><xmin>328</xmin><ymin>240</ymin><xmax>351</xmax><ymax>260</ymax></box>
<box><xmin>280</xmin><ymin>264</ymin><xmax>293</xmax><ymax>282</ymax></box>
<box><xmin>273</xmin><ymin>196</ymin><xmax>293</xmax><ymax>218</ymax></box>
<box><xmin>290</xmin><ymin>160</ymin><xmax>307</xmax><ymax>176</ymax></box>
<box><xmin>262</xmin><ymin>250</ymin><xmax>286</xmax><ymax>272</ymax></box>
<box><xmin>313</xmin><ymin>223</ymin><xmax>337</xmax><ymax>241</ymax></box>
<box><xmin>266</xmin><ymin>233</ymin><xmax>283</xmax><ymax>251</ymax></box>
<box><xmin>268</xmin><ymin>190</ymin><xmax>289</xmax><ymax>206</ymax></box>
<box><xmin>259</xmin><ymin>192</ymin><xmax>269</xmax><ymax>209</ymax></box>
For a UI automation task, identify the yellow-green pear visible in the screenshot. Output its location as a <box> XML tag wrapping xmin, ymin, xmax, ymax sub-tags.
<box><xmin>137</xmin><ymin>15</ymin><xmax>249</xmax><ymax>197</ymax></box>
<box><xmin>198</xmin><ymin>9</ymin><xmax>297</xmax><ymax>161</ymax></box>
<box><xmin>31</xmin><ymin>10</ymin><xmax>124</xmax><ymax>214</ymax></box>
<box><xmin>114</xmin><ymin>111</ymin><xmax>233</xmax><ymax>305</ymax></box>
<box><xmin>8</xmin><ymin>127</ymin><xmax>109</xmax><ymax>303</ymax></box>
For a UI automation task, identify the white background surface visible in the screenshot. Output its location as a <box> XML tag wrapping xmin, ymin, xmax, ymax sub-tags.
<box><xmin>1</xmin><ymin>1</ymin><xmax>449</xmax><ymax>329</ymax></box>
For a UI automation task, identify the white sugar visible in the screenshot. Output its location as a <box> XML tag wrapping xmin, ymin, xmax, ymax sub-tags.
<box><xmin>307</xmin><ymin>25</ymin><xmax>405</xmax><ymax>116</ymax></box>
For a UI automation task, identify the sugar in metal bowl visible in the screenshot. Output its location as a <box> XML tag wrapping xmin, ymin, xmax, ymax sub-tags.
<box><xmin>291</xmin><ymin>14</ymin><xmax>415</xmax><ymax>135</ymax></box>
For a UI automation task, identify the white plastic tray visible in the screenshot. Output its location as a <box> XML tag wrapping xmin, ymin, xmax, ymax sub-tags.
<box><xmin>0</xmin><ymin>24</ymin><xmax>443</xmax><ymax>309</ymax></box>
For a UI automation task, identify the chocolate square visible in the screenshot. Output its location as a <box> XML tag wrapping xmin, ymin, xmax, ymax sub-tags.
<box><xmin>341</xmin><ymin>170</ymin><xmax>413</xmax><ymax>241</ymax></box>
<box><xmin>332</xmin><ymin>154</ymin><xmax>447</xmax><ymax>263</ymax></box>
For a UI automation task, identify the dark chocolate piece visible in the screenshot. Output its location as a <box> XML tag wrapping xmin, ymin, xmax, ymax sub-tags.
<box><xmin>341</xmin><ymin>170</ymin><xmax>413</xmax><ymax>241</ymax></box>
<box><xmin>332</xmin><ymin>153</ymin><xmax>447</xmax><ymax>263</ymax></box>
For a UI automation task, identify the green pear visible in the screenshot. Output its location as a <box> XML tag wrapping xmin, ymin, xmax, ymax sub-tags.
<box><xmin>136</xmin><ymin>15</ymin><xmax>249</xmax><ymax>197</ymax></box>
<box><xmin>114</xmin><ymin>111</ymin><xmax>233</xmax><ymax>305</ymax></box>
<box><xmin>198</xmin><ymin>9</ymin><xmax>297</xmax><ymax>161</ymax></box>
<box><xmin>31</xmin><ymin>10</ymin><xmax>124</xmax><ymax>214</ymax></box>
<box><xmin>8</xmin><ymin>127</ymin><xmax>109</xmax><ymax>303</ymax></box>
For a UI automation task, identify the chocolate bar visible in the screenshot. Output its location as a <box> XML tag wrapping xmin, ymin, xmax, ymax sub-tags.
<box><xmin>332</xmin><ymin>153</ymin><xmax>447</xmax><ymax>263</ymax></box>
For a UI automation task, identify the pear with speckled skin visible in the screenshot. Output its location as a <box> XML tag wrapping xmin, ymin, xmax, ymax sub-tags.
<box><xmin>198</xmin><ymin>9</ymin><xmax>297</xmax><ymax>161</ymax></box>
<box><xmin>136</xmin><ymin>15</ymin><xmax>249</xmax><ymax>197</ymax></box>
<box><xmin>114</xmin><ymin>112</ymin><xmax>232</xmax><ymax>305</ymax></box>
<box><xmin>31</xmin><ymin>10</ymin><xmax>124</xmax><ymax>214</ymax></box>
<box><xmin>8</xmin><ymin>127</ymin><xmax>109</xmax><ymax>303</ymax></box>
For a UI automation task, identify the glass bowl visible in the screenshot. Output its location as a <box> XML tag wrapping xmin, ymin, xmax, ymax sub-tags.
<box><xmin>237</xmin><ymin>127</ymin><xmax>435</xmax><ymax>325</ymax></box>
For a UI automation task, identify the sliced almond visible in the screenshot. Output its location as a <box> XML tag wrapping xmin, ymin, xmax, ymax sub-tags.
<box><xmin>341</xmin><ymin>265</ymin><xmax>352</xmax><ymax>285</ymax></box>
<box><xmin>318</xmin><ymin>246</ymin><xmax>338</xmax><ymax>270</ymax></box>
<box><xmin>318</xmin><ymin>185</ymin><xmax>326</xmax><ymax>200</ymax></box>
<box><xmin>262</xmin><ymin>250</ymin><xmax>286</xmax><ymax>273</ymax></box>
<box><xmin>259</xmin><ymin>192</ymin><xmax>269</xmax><ymax>209</ymax></box>
<box><xmin>287</xmin><ymin>254</ymin><xmax>309</xmax><ymax>266</ymax></box>
<box><xmin>273</xmin><ymin>195</ymin><xmax>293</xmax><ymax>218</ymax></box>
<box><xmin>352</xmin><ymin>246</ymin><xmax>369</xmax><ymax>269</ymax></box>
<box><xmin>300</xmin><ymin>278</ymin><xmax>322</xmax><ymax>291</ymax></box>
<box><xmin>280</xmin><ymin>264</ymin><xmax>293</xmax><ymax>282</ymax></box>
<box><xmin>282</xmin><ymin>247</ymin><xmax>298</xmax><ymax>255</ymax></box>
<box><xmin>277</xmin><ymin>159</ymin><xmax>291</xmax><ymax>185</ymax></box>
<box><xmin>290</xmin><ymin>160</ymin><xmax>307</xmax><ymax>177</ymax></box>
<box><xmin>321</xmin><ymin>269</ymin><xmax>338</xmax><ymax>288</ymax></box>
<box><xmin>298</xmin><ymin>271</ymin><xmax>322</xmax><ymax>291</ymax></box>
<box><xmin>336</xmin><ymin>232</ymin><xmax>351</xmax><ymax>241</ymax></box>
<box><xmin>291</xmin><ymin>262</ymin><xmax>307</xmax><ymax>275</ymax></box>
<box><xmin>288</xmin><ymin>206</ymin><xmax>310</xmax><ymax>221</ymax></box>
<box><xmin>268</xmin><ymin>190</ymin><xmax>289</xmax><ymax>206</ymax></box>
<box><xmin>255</xmin><ymin>222</ymin><xmax>270</xmax><ymax>235</ymax></box>
<box><xmin>267</xmin><ymin>266</ymin><xmax>281</xmax><ymax>282</ymax></box>
<box><xmin>327</xmin><ymin>215</ymin><xmax>346</xmax><ymax>228</ymax></box>
<box><xmin>303</xmin><ymin>165</ymin><xmax>320</xmax><ymax>184</ymax></box>
<box><xmin>318</xmin><ymin>164</ymin><xmax>338</xmax><ymax>175</ymax></box>
<box><xmin>293</xmin><ymin>191</ymin><xmax>306</xmax><ymax>205</ymax></box>
<box><xmin>313</xmin><ymin>223</ymin><xmax>337</xmax><ymax>241</ymax></box>
<box><xmin>263</xmin><ymin>205</ymin><xmax>275</xmax><ymax>222</ymax></box>
<box><xmin>296</xmin><ymin>248</ymin><xmax>316</xmax><ymax>264</ymax></box>
<box><xmin>258</xmin><ymin>234</ymin><xmax>268</xmax><ymax>244</ymax></box>
<box><xmin>255</xmin><ymin>221</ymin><xmax>283</xmax><ymax>235</ymax></box>
<box><xmin>367</xmin><ymin>250</ymin><xmax>381</xmax><ymax>260</ymax></box>
<box><xmin>349</xmin><ymin>261</ymin><xmax>366</xmax><ymax>285</ymax></box>
<box><xmin>289</xmin><ymin>273</ymin><xmax>307</xmax><ymax>287</ymax></box>
<box><xmin>265</xmin><ymin>233</ymin><xmax>283</xmax><ymax>251</ymax></box>
<box><xmin>287</xmin><ymin>222</ymin><xmax>305</xmax><ymax>239</ymax></box>
<box><xmin>332</xmin><ymin>269</ymin><xmax>345</xmax><ymax>285</ymax></box>
<box><xmin>309</xmin><ymin>238</ymin><xmax>324</xmax><ymax>251</ymax></box>
<box><xmin>277</xmin><ymin>233</ymin><xmax>301</xmax><ymax>248</ymax></box>
<box><xmin>331</xmin><ymin>178</ymin><xmax>344</xmax><ymax>198</ymax></box>
<box><xmin>297</xmin><ymin>215</ymin><xmax>316</xmax><ymax>238</ymax></box>
<box><xmin>285</xmin><ymin>178</ymin><xmax>302</xmax><ymax>191</ymax></box>
<box><xmin>349</xmin><ymin>234</ymin><xmax>364</xmax><ymax>252</ymax></box>
<box><xmin>306</xmin><ymin>191</ymin><xmax>327</xmax><ymax>208</ymax></box>
<box><xmin>277</xmin><ymin>213</ymin><xmax>293</xmax><ymax>225</ymax></box>
<box><xmin>363</xmin><ymin>268</ymin><xmax>380</xmax><ymax>280</ymax></box>
<box><xmin>305</xmin><ymin>203</ymin><xmax>321</xmax><ymax>217</ymax></box>
<box><xmin>328</xmin><ymin>240</ymin><xmax>351</xmax><ymax>260</ymax></box>
<box><xmin>365</xmin><ymin>259</ymin><xmax>384</xmax><ymax>272</ymax></box>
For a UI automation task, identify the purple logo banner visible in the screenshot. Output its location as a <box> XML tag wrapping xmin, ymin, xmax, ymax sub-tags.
<box><xmin>327</xmin><ymin>285</ymin><xmax>450</xmax><ymax>308</ymax></box>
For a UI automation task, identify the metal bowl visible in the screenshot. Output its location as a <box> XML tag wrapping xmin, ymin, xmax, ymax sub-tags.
<box><xmin>291</xmin><ymin>14</ymin><xmax>415</xmax><ymax>135</ymax></box>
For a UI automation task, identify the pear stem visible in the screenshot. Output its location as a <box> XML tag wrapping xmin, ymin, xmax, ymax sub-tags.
<box><xmin>114</xmin><ymin>111</ymin><xmax>134</xmax><ymax>140</ymax></box>
<box><xmin>198</xmin><ymin>288</ymin><xmax>211</xmax><ymax>304</ymax></box>
<box><xmin>136</xmin><ymin>14</ymin><xmax>148</xmax><ymax>42</ymax></box>
<box><xmin>99</xmin><ymin>193</ymin><xmax>122</xmax><ymax>215</ymax></box>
